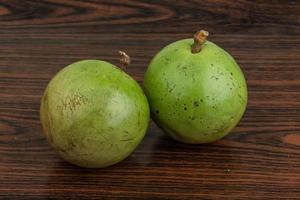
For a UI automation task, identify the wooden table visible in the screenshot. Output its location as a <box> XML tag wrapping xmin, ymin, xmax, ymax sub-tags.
<box><xmin>1</xmin><ymin>1</ymin><xmax>299</xmax><ymax>199</ymax></box>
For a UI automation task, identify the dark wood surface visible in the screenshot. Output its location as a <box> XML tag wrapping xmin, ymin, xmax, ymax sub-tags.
<box><xmin>1</xmin><ymin>0</ymin><xmax>300</xmax><ymax>199</ymax></box>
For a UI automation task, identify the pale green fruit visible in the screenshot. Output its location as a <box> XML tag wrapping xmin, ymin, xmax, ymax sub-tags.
<box><xmin>40</xmin><ymin>59</ymin><xmax>149</xmax><ymax>168</ymax></box>
<box><xmin>144</xmin><ymin>31</ymin><xmax>247</xmax><ymax>144</ymax></box>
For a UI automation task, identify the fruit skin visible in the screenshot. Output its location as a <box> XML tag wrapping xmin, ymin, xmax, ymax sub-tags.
<box><xmin>40</xmin><ymin>60</ymin><xmax>149</xmax><ymax>168</ymax></box>
<box><xmin>144</xmin><ymin>39</ymin><xmax>247</xmax><ymax>144</ymax></box>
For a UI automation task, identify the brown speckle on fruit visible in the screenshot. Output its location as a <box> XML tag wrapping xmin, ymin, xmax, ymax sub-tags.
<box><xmin>211</xmin><ymin>75</ymin><xmax>219</xmax><ymax>80</ymax></box>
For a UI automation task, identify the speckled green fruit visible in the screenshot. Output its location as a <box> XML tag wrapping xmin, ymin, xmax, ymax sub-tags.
<box><xmin>144</xmin><ymin>37</ymin><xmax>247</xmax><ymax>144</ymax></box>
<box><xmin>40</xmin><ymin>60</ymin><xmax>149</xmax><ymax>168</ymax></box>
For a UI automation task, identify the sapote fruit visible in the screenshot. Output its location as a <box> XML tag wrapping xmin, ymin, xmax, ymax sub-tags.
<box><xmin>40</xmin><ymin>51</ymin><xmax>150</xmax><ymax>168</ymax></box>
<box><xmin>144</xmin><ymin>30</ymin><xmax>247</xmax><ymax>144</ymax></box>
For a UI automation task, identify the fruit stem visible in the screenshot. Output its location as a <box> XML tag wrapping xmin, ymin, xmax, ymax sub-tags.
<box><xmin>191</xmin><ymin>30</ymin><xmax>209</xmax><ymax>54</ymax></box>
<box><xmin>118</xmin><ymin>50</ymin><xmax>131</xmax><ymax>69</ymax></box>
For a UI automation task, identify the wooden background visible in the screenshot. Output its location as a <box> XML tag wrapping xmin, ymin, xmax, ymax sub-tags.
<box><xmin>0</xmin><ymin>0</ymin><xmax>300</xmax><ymax>199</ymax></box>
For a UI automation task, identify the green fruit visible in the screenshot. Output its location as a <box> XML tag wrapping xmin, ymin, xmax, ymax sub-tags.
<box><xmin>144</xmin><ymin>30</ymin><xmax>247</xmax><ymax>144</ymax></box>
<box><xmin>40</xmin><ymin>54</ymin><xmax>150</xmax><ymax>168</ymax></box>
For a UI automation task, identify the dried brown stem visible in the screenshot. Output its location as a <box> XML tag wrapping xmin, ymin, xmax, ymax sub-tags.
<box><xmin>191</xmin><ymin>30</ymin><xmax>209</xmax><ymax>54</ymax></box>
<box><xmin>118</xmin><ymin>51</ymin><xmax>131</xmax><ymax>69</ymax></box>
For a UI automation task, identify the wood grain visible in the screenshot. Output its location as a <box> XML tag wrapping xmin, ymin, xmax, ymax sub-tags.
<box><xmin>0</xmin><ymin>0</ymin><xmax>300</xmax><ymax>199</ymax></box>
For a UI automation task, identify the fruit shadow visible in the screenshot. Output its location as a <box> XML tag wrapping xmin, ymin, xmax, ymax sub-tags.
<box><xmin>130</xmin><ymin>121</ymin><xmax>244</xmax><ymax>170</ymax></box>
<box><xmin>44</xmin><ymin>122</ymin><xmax>244</xmax><ymax>189</ymax></box>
